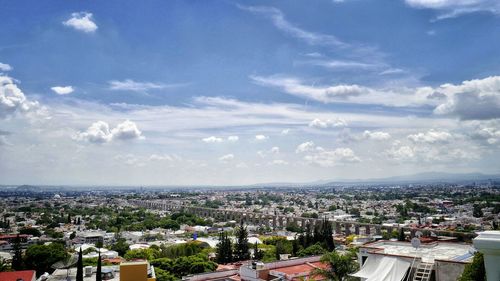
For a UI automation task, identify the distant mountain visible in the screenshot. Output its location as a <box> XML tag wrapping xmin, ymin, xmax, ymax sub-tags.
<box><xmin>321</xmin><ymin>172</ymin><xmax>500</xmax><ymax>185</ymax></box>
<box><xmin>15</xmin><ymin>185</ymin><xmax>42</xmax><ymax>192</ymax></box>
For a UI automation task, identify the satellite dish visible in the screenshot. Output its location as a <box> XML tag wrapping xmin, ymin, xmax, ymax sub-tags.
<box><xmin>411</xmin><ymin>237</ymin><xmax>421</xmax><ymax>249</ymax></box>
<box><xmin>52</xmin><ymin>254</ymin><xmax>78</xmax><ymax>281</ymax></box>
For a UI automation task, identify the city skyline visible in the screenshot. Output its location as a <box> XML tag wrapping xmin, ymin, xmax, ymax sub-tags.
<box><xmin>1</xmin><ymin>0</ymin><xmax>500</xmax><ymax>185</ymax></box>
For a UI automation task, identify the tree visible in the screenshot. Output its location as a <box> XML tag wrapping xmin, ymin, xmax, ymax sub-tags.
<box><xmin>111</xmin><ymin>238</ymin><xmax>130</xmax><ymax>257</ymax></box>
<box><xmin>313</xmin><ymin>251</ymin><xmax>359</xmax><ymax>281</ymax></box>
<box><xmin>473</xmin><ymin>204</ymin><xmax>483</xmax><ymax>218</ymax></box>
<box><xmin>24</xmin><ymin>243</ymin><xmax>68</xmax><ymax>276</ymax></box>
<box><xmin>398</xmin><ymin>228</ymin><xmax>405</xmax><ymax>241</ymax></box>
<box><xmin>297</xmin><ymin>243</ymin><xmax>327</xmax><ymax>257</ymax></box>
<box><xmin>275</xmin><ymin>240</ymin><xmax>286</xmax><ymax>260</ymax></box>
<box><xmin>19</xmin><ymin>227</ymin><xmax>42</xmax><ymax>237</ymax></box>
<box><xmin>70</xmin><ymin>232</ymin><xmax>76</xmax><ymax>240</ymax></box>
<box><xmin>76</xmin><ymin>248</ymin><xmax>83</xmax><ymax>281</ymax></box>
<box><xmin>96</xmin><ymin>250</ymin><xmax>102</xmax><ymax>281</ymax></box>
<box><xmin>253</xmin><ymin>242</ymin><xmax>263</xmax><ymax>260</ymax></box>
<box><xmin>215</xmin><ymin>232</ymin><xmax>233</xmax><ymax>264</ymax></box>
<box><xmin>11</xmin><ymin>234</ymin><xmax>23</xmax><ymax>270</ymax></box>
<box><xmin>234</xmin><ymin>221</ymin><xmax>250</xmax><ymax>261</ymax></box>
<box><xmin>458</xmin><ymin>252</ymin><xmax>486</xmax><ymax>281</ymax></box>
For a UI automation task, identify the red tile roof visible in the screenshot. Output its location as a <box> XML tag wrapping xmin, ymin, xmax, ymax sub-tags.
<box><xmin>0</xmin><ymin>270</ymin><xmax>36</xmax><ymax>281</ymax></box>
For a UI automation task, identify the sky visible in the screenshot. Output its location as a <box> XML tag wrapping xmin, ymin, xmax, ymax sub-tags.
<box><xmin>1</xmin><ymin>0</ymin><xmax>500</xmax><ymax>186</ymax></box>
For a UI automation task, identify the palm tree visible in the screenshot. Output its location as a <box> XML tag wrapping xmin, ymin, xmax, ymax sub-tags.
<box><xmin>313</xmin><ymin>251</ymin><xmax>359</xmax><ymax>281</ymax></box>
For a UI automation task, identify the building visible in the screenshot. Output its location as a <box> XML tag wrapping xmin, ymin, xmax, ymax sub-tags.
<box><xmin>46</xmin><ymin>261</ymin><xmax>156</xmax><ymax>281</ymax></box>
<box><xmin>353</xmin><ymin>240</ymin><xmax>474</xmax><ymax>281</ymax></box>
<box><xmin>183</xmin><ymin>256</ymin><xmax>327</xmax><ymax>281</ymax></box>
<box><xmin>0</xmin><ymin>270</ymin><xmax>36</xmax><ymax>281</ymax></box>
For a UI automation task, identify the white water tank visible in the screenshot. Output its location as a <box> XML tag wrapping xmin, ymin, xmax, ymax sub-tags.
<box><xmin>84</xmin><ymin>266</ymin><xmax>93</xmax><ymax>277</ymax></box>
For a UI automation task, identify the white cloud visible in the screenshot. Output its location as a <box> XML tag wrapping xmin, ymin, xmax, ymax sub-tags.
<box><xmin>73</xmin><ymin>120</ymin><xmax>143</xmax><ymax>143</ymax></box>
<box><xmin>408</xmin><ymin>130</ymin><xmax>452</xmax><ymax>143</ymax></box>
<box><xmin>296</xmin><ymin>141</ymin><xmax>316</xmax><ymax>153</ymax></box>
<box><xmin>227</xmin><ymin>136</ymin><xmax>239</xmax><ymax>142</ymax></box>
<box><xmin>108</xmin><ymin>79</ymin><xmax>167</xmax><ymax>92</ymax></box>
<box><xmin>219</xmin><ymin>154</ymin><xmax>235</xmax><ymax>162</ymax></box>
<box><xmin>270</xmin><ymin>146</ymin><xmax>280</xmax><ymax>154</ymax></box>
<box><xmin>238</xmin><ymin>5</ymin><xmax>347</xmax><ymax>47</ymax></box>
<box><xmin>433</xmin><ymin>76</ymin><xmax>500</xmax><ymax>120</ymax></box>
<box><xmin>302</xmin><ymin>59</ymin><xmax>379</xmax><ymax>71</ymax></box>
<box><xmin>281</xmin><ymin>129</ymin><xmax>290</xmax><ymax>135</ymax></box>
<box><xmin>0</xmin><ymin>76</ymin><xmax>45</xmax><ymax>119</ymax></box>
<box><xmin>304</xmin><ymin>147</ymin><xmax>360</xmax><ymax>167</ymax></box>
<box><xmin>255</xmin><ymin>134</ymin><xmax>268</xmax><ymax>141</ymax></box>
<box><xmin>385</xmin><ymin>145</ymin><xmax>415</xmax><ymax>161</ymax></box>
<box><xmin>269</xmin><ymin>159</ymin><xmax>288</xmax><ymax>165</ymax></box>
<box><xmin>363</xmin><ymin>130</ymin><xmax>391</xmax><ymax>140</ymax></box>
<box><xmin>51</xmin><ymin>86</ymin><xmax>74</xmax><ymax>95</ymax></box>
<box><xmin>63</xmin><ymin>12</ymin><xmax>98</xmax><ymax>33</ymax></box>
<box><xmin>0</xmin><ymin>62</ymin><xmax>12</xmax><ymax>72</ymax></box>
<box><xmin>405</xmin><ymin>0</ymin><xmax>500</xmax><ymax>19</ymax></box>
<box><xmin>149</xmin><ymin>154</ymin><xmax>174</xmax><ymax>161</ymax></box>
<box><xmin>309</xmin><ymin>118</ymin><xmax>347</xmax><ymax>129</ymax></box>
<box><xmin>202</xmin><ymin>136</ymin><xmax>223</xmax><ymax>143</ymax></box>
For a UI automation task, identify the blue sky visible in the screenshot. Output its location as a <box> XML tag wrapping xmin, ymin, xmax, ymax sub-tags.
<box><xmin>1</xmin><ymin>0</ymin><xmax>500</xmax><ymax>185</ymax></box>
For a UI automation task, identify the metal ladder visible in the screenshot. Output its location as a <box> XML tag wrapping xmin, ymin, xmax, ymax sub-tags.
<box><xmin>412</xmin><ymin>262</ymin><xmax>434</xmax><ymax>281</ymax></box>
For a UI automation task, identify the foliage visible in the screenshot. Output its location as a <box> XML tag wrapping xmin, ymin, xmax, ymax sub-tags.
<box><xmin>233</xmin><ymin>222</ymin><xmax>250</xmax><ymax>261</ymax></box>
<box><xmin>76</xmin><ymin>249</ymin><xmax>83</xmax><ymax>281</ymax></box>
<box><xmin>110</xmin><ymin>238</ymin><xmax>129</xmax><ymax>257</ymax></box>
<box><xmin>160</xmin><ymin>242</ymin><xmax>204</xmax><ymax>259</ymax></box>
<box><xmin>124</xmin><ymin>248</ymin><xmax>160</xmax><ymax>261</ymax></box>
<box><xmin>24</xmin><ymin>242</ymin><xmax>68</xmax><ymax>276</ymax></box>
<box><xmin>253</xmin><ymin>242</ymin><xmax>264</xmax><ymax>260</ymax></box>
<box><xmin>297</xmin><ymin>243</ymin><xmax>328</xmax><ymax>257</ymax></box>
<box><xmin>151</xmin><ymin>254</ymin><xmax>217</xmax><ymax>278</ymax></box>
<box><xmin>215</xmin><ymin>232</ymin><xmax>233</xmax><ymax>264</ymax></box>
<box><xmin>313</xmin><ymin>251</ymin><xmax>359</xmax><ymax>281</ymax></box>
<box><xmin>19</xmin><ymin>227</ymin><xmax>42</xmax><ymax>237</ymax></box>
<box><xmin>458</xmin><ymin>252</ymin><xmax>486</xmax><ymax>281</ymax></box>
<box><xmin>11</xmin><ymin>234</ymin><xmax>24</xmax><ymax>270</ymax></box>
<box><xmin>154</xmin><ymin>268</ymin><xmax>177</xmax><ymax>281</ymax></box>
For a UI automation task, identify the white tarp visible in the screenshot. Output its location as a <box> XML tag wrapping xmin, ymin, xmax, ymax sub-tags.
<box><xmin>352</xmin><ymin>256</ymin><xmax>411</xmax><ymax>281</ymax></box>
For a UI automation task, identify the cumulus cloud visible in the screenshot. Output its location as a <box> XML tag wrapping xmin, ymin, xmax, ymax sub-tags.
<box><xmin>408</xmin><ymin>130</ymin><xmax>453</xmax><ymax>143</ymax></box>
<box><xmin>51</xmin><ymin>86</ymin><xmax>74</xmax><ymax>95</ymax></box>
<box><xmin>269</xmin><ymin>159</ymin><xmax>288</xmax><ymax>165</ymax></box>
<box><xmin>309</xmin><ymin>118</ymin><xmax>347</xmax><ymax>129</ymax></box>
<box><xmin>363</xmin><ymin>130</ymin><xmax>391</xmax><ymax>140</ymax></box>
<box><xmin>0</xmin><ymin>76</ymin><xmax>45</xmax><ymax>119</ymax></box>
<box><xmin>295</xmin><ymin>141</ymin><xmax>316</xmax><ymax>153</ymax></box>
<box><xmin>73</xmin><ymin>120</ymin><xmax>143</xmax><ymax>143</ymax></box>
<box><xmin>219</xmin><ymin>154</ymin><xmax>235</xmax><ymax>162</ymax></box>
<box><xmin>281</xmin><ymin>129</ymin><xmax>290</xmax><ymax>135</ymax></box>
<box><xmin>469</xmin><ymin>120</ymin><xmax>500</xmax><ymax>144</ymax></box>
<box><xmin>255</xmin><ymin>134</ymin><xmax>268</xmax><ymax>141</ymax></box>
<box><xmin>227</xmin><ymin>136</ymin><xmax>239</xmax><ymax>142</ymax></box>
<box><xmin>433</xmin><ymin>76</ymin><xmax>500</xmax><ymax>120</ymax></box>
<box><xmin>202</xmin><ymin>136</ymin><xmax>223</xmax><ymax>143</ymax></box>
<box><xmin>0</xmin><ymin>62</ymin><xmax>12</xmax><ymax>72</ymax></box>
<box><xmin>63</xmin><ymin>12</ymin><xmax>98</xmax><ymax>33</ymax></box>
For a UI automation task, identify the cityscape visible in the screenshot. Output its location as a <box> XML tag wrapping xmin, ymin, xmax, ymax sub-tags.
<box><xmin>1</xmin><ymin>1</ymin><xmax>500</xmax><ymax>281</ymax></box>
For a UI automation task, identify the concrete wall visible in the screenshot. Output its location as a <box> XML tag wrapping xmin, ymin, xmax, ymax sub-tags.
<box><xmin>435</xmin><ymin>260</ymin><xmax>466</xmax><ymax>281</ymax></box>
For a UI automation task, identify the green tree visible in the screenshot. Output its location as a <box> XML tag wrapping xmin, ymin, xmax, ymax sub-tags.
<box><xmin>110</xmin><ymin>238</ymin><xmax>130</xmax><ymax>257</ymax></box>
<box><xmin>24</xmin><ymin>243</ymin><xmax>68</xmax><ymax>276</ymax></box>
<box><xmin>253</xmin><ymin>242</ymin><xmax>263</xmax><ymax>260</ymax></box>
<box><xmin>313</xmin><ymin>251</ymin><xmax>359</xmax><ymax>281</ymax></box>
<box><xmin>11</xmin><ymin>234</ymin><xmax>23</xmax><ymax>270</ymax></box>
<box><xmin>76</xmin><ymin>248</ymin><xmax>83</xmax><ymax>281</ymax></box>
<box><xmin>458</xmin><ymin>252</ymin><xmax>486</xmax><ymax>281</ymax></box>
<box><xmin>275</xmin><ymin>240</ymin><xmax>286</xmax><ymax>260</ymax></box>
<box><xmin>297</xmin><ymin>243</ymin><xmax>327</xmax><ymax>257</ymax></box>
<box><xmin>398</xmin><ymin>228</ymin><xmax>405</xmax><ymax>241</ymax></box>
<box><xmin>96</xmin><ymin>251</ymin><xmax>102</xmax><ymax>281</ymax></box>
<box><xmin>19</xmin><ymin>227</ymin><xmax>42</xmax><ymax>237</ymax></box>
<box><xmin>215</xmin><ymin>232</ymin><xmax>233</xmax><ymax>264</ymax></box>
<box><xmin>234</xmin><ymin>222</ymin><xmax>250</xmax><ymax>261</ymax></box>
<box><xmin>154</xmin><ymin>268</ymin><xmax>177</xmax><ymax>281</ymax></box>
<box><xmin>473</xmin><ymin>204</ymin><xmax>484</xmax><ymax>218</ymax></box>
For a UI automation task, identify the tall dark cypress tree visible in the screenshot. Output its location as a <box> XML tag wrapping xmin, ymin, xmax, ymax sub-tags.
<box><xmin>234</xmin><ymin>221</ymin><xmax>250</xmax><ymax>261</ymax></box>
<box><xmin>216</xmin><ymin>232</ymin><xmax>233</xmax><ymax>264</ymax></box>
<box><xmin>322</xmin><ymin>219</ymin><xmax>335</xmax><ymax>251</ymax></box>
<box><xmin>11</xmin><ymin>234</ymin><xmax>23</xmax><ymax>270</ymax></box>
<box><xmin>76</xmin><ymin>248</ymin><xmax>83</xmax><ymax>281</ymax></box>
<box><xmin>96</xmin><ymin>250</ymin><xmax>102</xmax><ymax>281</ymax></box>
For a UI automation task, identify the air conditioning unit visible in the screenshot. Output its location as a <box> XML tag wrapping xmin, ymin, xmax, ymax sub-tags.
<box><xmin>84</xmin><ymin>266</ymin><xmax>93</xmax><ymax>277</ymax></box>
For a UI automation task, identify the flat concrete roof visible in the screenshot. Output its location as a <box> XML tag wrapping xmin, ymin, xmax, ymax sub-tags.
<box><xmin>363</xmin><ymin>241</ymin><xmax>474</xmax><ymax>262</ymax></box>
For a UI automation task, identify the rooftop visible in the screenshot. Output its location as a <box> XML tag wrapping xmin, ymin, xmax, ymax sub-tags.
<box><xmin>363</xmin><ymin>241</ymin><xmax>474</xmax><ymax>262</ymax></box>
<box><xmin>0</xmin><ymin>270</ymin><xmax>36</xmax><ymax>281</ymax></box>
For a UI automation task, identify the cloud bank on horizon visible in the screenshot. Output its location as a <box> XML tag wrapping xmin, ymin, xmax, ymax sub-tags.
<box><xmin>0</xmin><ymin>0</ymin><xmax>499</xmax><ymax>186</ymax></box>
